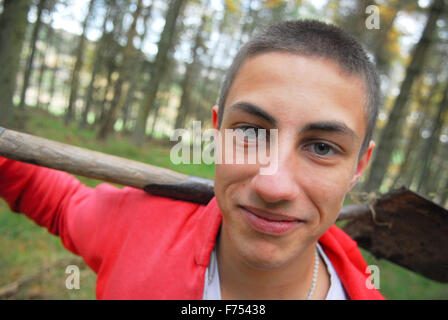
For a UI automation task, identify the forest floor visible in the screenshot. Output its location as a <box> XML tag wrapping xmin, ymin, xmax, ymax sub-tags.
<box><xmin>0</xmin><ymin>107</ymin><xmax>447</xmax><ymax>299</ymax></box>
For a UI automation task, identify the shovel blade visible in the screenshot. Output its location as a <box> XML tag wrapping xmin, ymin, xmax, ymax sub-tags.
<box><xmin>342</xmin><ymin>187</ymin><xmax>448</xmax><ymax>283</ymax></box>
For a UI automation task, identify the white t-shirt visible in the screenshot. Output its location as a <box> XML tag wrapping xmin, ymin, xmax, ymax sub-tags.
<box><xmin>202</xmin><ymin>242</ymin><xmax>348</xmax><ymax>300</ymax></box>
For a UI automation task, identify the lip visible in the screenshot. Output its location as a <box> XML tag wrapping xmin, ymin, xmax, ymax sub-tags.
<box><xmin>240</xmin><ymin>206</ymin><xmax>304</xmax><ymax>236</ymax></box>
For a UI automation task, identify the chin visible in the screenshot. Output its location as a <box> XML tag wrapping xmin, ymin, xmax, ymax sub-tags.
<box><xmin>236</xmin><ymin>235</ymin><xmax>303</xmax><ymax>271</ymax></box>
<box><xmin>244</xmin><ymin>254</ymin><xmax>290</xmax><ymax>271</ymax></box>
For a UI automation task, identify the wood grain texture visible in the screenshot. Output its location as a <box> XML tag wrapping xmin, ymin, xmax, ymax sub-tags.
<box><xmin>0</xmin><ymin>127</ymin><xmax>189</xmax><ymax>189</ymax></box>
<box><xmin>342</xmin><ymin>187</ymin><xmax>448</xmax><ymax>283</ymax></box>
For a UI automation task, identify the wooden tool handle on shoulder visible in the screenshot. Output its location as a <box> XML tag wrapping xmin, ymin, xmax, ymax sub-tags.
<box><xmin>0</xmin><ymin>127</ymin><xmax>215</xmax><ymax>204</ymax></box>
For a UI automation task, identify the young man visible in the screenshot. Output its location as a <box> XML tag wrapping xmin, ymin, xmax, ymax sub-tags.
<box><xmin>0</xmin><ymin>20</ymin><xmax>383</xmax><ymax>299</ymax></box>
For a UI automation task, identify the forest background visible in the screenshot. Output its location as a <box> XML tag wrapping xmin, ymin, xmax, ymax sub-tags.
<box><xmin>0</xmin><ymin>0</ymin><xmax>447</xmax><ymax>299</ymax></box>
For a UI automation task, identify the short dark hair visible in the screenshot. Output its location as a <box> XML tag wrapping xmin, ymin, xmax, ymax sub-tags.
<box><xmin>217</xmin><ymin>19</ymin><xmax>380</xmax><ymax>156</ymax></box>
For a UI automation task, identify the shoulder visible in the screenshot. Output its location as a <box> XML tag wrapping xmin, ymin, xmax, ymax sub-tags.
<box><xmin>92</xmin><ymin>183</ymin><xmax>203</xmax><ymax>224</ymax></box>
<box><xmin>319</xmin><ymin>224</ymin><xmax>367</xmax><ymax>272</ymax></box>
<box><xmin>319</xmin><ymin>225</ymin><xmax>385</xmax><ymax>300</ymax></box>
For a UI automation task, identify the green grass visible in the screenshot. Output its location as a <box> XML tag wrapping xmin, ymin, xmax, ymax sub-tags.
<box><xmin>1</xmin><ymin>107</ymin><xmax>447</xmax><ymax>299</ymax></box>
<box><xmin>361</xmin><ymin>249</ymin><xmax>448</xmax><ymax>299</ymax></box>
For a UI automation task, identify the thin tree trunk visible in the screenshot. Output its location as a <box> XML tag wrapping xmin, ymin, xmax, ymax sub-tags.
<box><xmin>35</xmin><ymin>48</ymin><xmax>46</xmax><ymax>109</ymax></box>
<box><xmin>18</xmin><ymin>0</ymin><xmax>46</xmax><ymax>110</ymax></box>
<box><xmin>121</xmin><ymin>4</ymin><xmax>153</xmax><ymax>131</ymax></box>
<box><xmin>363</xmin><ymin>0</ymin><xmax>444</xmax><ymax>193</ymax></box>
<box><xmin>45</xmin><ymin>53</ymin><xmax>59</xmax><ymax>110</ymax></box>
<box><xmin>36</xmin><ymin>20</ymin><xmax>55</xmax><ymax>109</ymax></box>
<box><xmin>0</xmin><ymin>0</ymin><xmax>32</xmax><ymax>125</ymax></box>
<box><xmin>174</xmin><ymin>13</ymin><xmax>207</xmax><ymax>130</ymax></box>
<box><xmin>371</xmin><ymin>0</ymin><xmax>400</xmax><ymax>76</ymax></box>
<box><xmin>391</xmin><ymin>76</ymin><xmax>437</xmax><ymax>189</ymax></box>
<box><xmin>416</xmin><ymin>81</ymin><xmax>448</xmax><ymax>193</ymax></box>
<box><xmin>440</xmin><ymin>175</ymin><xmax>448</xmax><ymax>208</ymax></box>
<box><xmin>426</xmin><ymin>135</ymin><xmax>448</xmax><ymax>200</ymax></box>
<box><xmin>79</xmin><ymin>4</ymin><xmax>112</xmax><ymax>129</ymax></box>
<box><xmin>97</xmin><ymin>0</ymin><xmax>144</xmax><ymax>140</ymax></box>
<box><xmin>65</xmin><ymin>0</ymin><xmax>96</xmax><ymax>125</ymax></box>
<box><xmin>96</xmin><ymin>65</ymin><xmax>114</xmax><ymax>126</ymax></box>
<box><xmin>133</xmin><ymin>0</ymin><xmax>186</xmax><ymax>145</ymax></box>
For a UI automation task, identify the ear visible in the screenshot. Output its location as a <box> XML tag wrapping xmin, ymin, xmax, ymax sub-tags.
<box><xmin>212</xmin><ymin>105</ymin><xmax>219</xmax><ymax>130</ymax></box>
<box><xmin>349</xmin><ymin>140</ymin><xmax>375</xmax><ymax>192</ymax></box>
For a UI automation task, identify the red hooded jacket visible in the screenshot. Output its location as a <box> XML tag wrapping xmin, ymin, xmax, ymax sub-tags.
<box><xmin>0</xmin><ymin>157</ymin><xmax>384</xmax><ymax>299</ymax></box>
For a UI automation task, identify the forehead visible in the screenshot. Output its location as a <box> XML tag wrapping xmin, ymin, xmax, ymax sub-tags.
<box><xmin>224</xmin><ymin>52</ymin><xmax>367</xmax><ymax>137</ymax></box>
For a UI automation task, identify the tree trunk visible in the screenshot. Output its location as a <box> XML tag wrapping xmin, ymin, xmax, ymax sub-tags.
<box><xmin>121</xmin><ymin>4</ymin><xmax>153</xmax><ymax>132</ymax></box>
<box><xmin>416</xmin><ymin>81</ymin><xmax>448</xmax><ymax>194</ymax></box>
<box><xmin>133</xmin><ymin>0</ymin><xmax>186</xmax><ymax>145</ymax></box>
<box><xmin>363</xmin><ymin>0</ymin><xmax>444</xmax><ymax>193</ymax></box>
<box><xmin>391</xmin><ymin>76</ymin><xmax>437</xmax><ymax>189</ymax></box>
<box><xmin>174</xmin><ymin>13</ymin><xmax>207</xmax><ymax>130</ymax></box>
<box><xmin>0</xmin><ymin>0</ymin><xmax>32</xmax><ymax>125</ymax></box>
<box><xmin>36</xmin><ymin>20</ymin><xmax>55</xmax><ymax>109</ymax></box>
<box><xmin>18</xmin><ymin>0</ymin><xmax>46</xmax><ymax>110</ymax></box>
<box><xmin>96</xmin><ymin>65</ymin><xmax>114</xmax><ymax>126</ymax></box>
<box><xmin>79</xmin><ymin>3</ymin><xmax>112</xmax><ymax>129</ymax></box>
<box><xmin>45</xmin><ymin>52</ymin><xmax>59</xmax><ymax>110</ymax></box>
<box><xmin>440</xmin><ymin>175</ymin><xmax>448</xmax><ymax>208</ymax></box>
<box><xmin>65</xmin><ymin>0</ymin><xmax>96</xmax><ymax>125</ymax></box>
<box><xmin>97</xmin><ymin>0</ymin><xmax>144</xmax><ymax>140</ymax></box>
<box><xmin>371</xmin><ymin>0</ymin><xmax>400</xmax><ymax>76</ymax></box>
<box><xmin>426</xmin><ymin>137</ymin><xmax>448</xmax><ymax>201</ymax></box>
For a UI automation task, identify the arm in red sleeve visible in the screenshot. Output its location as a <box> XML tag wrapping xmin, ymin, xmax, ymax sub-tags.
<box><xmin>0</xmin><ymin>157</ymin><xmax>105</xmax><ymax>272</ymax></box>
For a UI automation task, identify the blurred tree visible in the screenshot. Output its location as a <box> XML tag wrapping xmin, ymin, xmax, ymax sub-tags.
<box><xmin>369</xmin><ymin>0</ymin><xmax>418</xmax><ymax>77</ymax></box>
<box><xmin>97</xmin><ymin>0</ymin><xmax>144</xmax><ymax>139</ymax></box>
<box><xmin>121</xmin><ymin>3</ymin><xmax>154</xmax><ymax>131</ymax></box>
<box><xmin>437</xmin><ymin>143</ymin><xmax>448</xmax><ymax>206</ymax></box>
<box><xmin>65</xmin><ymin>0</ymin><xmax>96</xmax><ymax>124</ymax></box>
<box><xmin>0</xmin><ymin>0</ymin><xmax>32</xmax><ymax>125</ymax></box>
<box><xmin>84</xmin><ymin>0</ymin><xmax>127</xmax><ymax>128</ymax></box>
<box><xmin>45</xmin><ymin>51</ymin><xmax>59</xmax><ymax>110</ymax></box>
<box><xmin>133</xmin><ymin>0</ymin><xmax>186</xmax><ymax>145</ymax></box>
<box><xmin>193</xmin><ymin>1</ymin><xmax>237</xmax><ymax>115</ymax></box>
<box><xmin>390</xmin><ymin>75</ymin><xmax>436</xmax><ymax>189</ymax></box>
<box><xmin>79</xmin><ymin>1</ymin><xmax>115</xmax><ymax>128</ymax></box>
<box><xmin>35</xmin><ymin>3</ymin><xmax>57</xmax><ymax>109</ymax></box>
<box><xmin>416</xmin><ymin>80</ymin><xmax>448</xmax><ymax>194</ymax></box>
<box><xmin>363</xmin><ymin>0</ymin><xmax>445</xmax><ymax>193</ymax></box>
<box><xmin>174</xmin><ymin>11</ymin><xmax>209</xmax><ymax>129</ymax></box>
<box><xmin>18</xmin><ymin>0</ymin><xmax>48</xmax><ymax>110</ymax></box>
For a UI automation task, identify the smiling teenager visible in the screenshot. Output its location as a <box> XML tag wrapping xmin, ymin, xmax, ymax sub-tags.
<box><xmin>211</xmin><ymin>20</ymin><xmax>381</xmax><ymax>300</ymax></box>
<box><xmin>0</xmin><ymin>20</ymin><xmax>383</xmax><ymax>300</ymax></box>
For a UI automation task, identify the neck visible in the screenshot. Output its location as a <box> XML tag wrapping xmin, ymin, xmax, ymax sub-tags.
<box><xmin>216</xmin><ymin>232</ymin><xmax>325</xmax><ymax>300</ymax></box>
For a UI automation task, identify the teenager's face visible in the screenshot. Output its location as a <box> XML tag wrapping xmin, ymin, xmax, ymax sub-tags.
<box><xmin>213</xmin><ymin>52</ymin><xmax>374</xmax><ymax>270</ymax></box>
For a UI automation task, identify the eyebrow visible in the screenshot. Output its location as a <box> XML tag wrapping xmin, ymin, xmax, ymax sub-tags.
<box><xmin>229</xmin><ymin>102</ymin><xmax>277</xmax><ymax>126</ymax></box>
<box><xmin>228</xmin><ymin>101</ymin><xmax>358</xmax><ymax>140</ymax></box>
<box><xmin>299</xmin><ymin>121</ymin><xmax>359</xmax><ymax>141</ymax></box>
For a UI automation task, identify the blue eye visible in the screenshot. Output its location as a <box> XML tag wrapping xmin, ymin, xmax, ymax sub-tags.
<box><xmin>235</xmin><ymin>126</ymin><xmax>261</xmax><ymax>141</ymax></box>
<box><xmin>310</xmin><ymin>143</ymin><xmax>335</xmax><ymax>156</ymax></box>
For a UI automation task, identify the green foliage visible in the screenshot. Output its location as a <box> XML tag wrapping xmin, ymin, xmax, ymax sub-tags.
<box><xmin>361</xmin><ymin>249</ymin><xmax>448</xmax><ymax>300</ymax></box>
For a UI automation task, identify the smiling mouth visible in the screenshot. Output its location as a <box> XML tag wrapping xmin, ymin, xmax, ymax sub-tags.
<box><xmin>240</xmin><ymin>206</ymin><xmax>304</xmax><ymax>236</ymax></box>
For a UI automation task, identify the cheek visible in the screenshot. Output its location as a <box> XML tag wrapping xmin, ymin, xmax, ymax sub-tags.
<box><xmin>303</xmin><ymin>163</ymin><xmax>354</xmax><ymax>222</ymax></box>
<box><xmin>215</xmin><ymin>162</ymin><xmax>257</xmax><ymax>197</ymax></box>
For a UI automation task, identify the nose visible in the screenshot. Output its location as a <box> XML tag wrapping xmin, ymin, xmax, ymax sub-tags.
<box><xmin>250</xmin><ymin>147</ymin><xmax>300</xmax><ymax>203</ymax></box>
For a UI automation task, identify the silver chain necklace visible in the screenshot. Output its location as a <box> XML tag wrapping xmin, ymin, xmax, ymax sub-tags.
<box><xmin>305</xmin><ymin>247</ymin><xmax>320</xmax><ymax>300</ymax></box>
<box><xmin>204</xmin><ymin>246</ymin><xmax>320</xmax><ymax>300</ymax></box>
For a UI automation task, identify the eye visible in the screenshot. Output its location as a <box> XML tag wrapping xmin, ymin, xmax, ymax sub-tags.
<box><xmin>234</xmin><ymin>125</ymin><xmax>264</xmax><ymax>143</ymax></box>
<box><xmin>309</xmin><ymin>142</ymin><xmax>337</xmax><ymax>157</ymax></box>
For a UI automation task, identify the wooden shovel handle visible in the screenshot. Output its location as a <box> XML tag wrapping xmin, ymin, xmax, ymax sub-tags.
<box><xmin>0</xmin><ymin>127</ymin><xmax>215</xmax><ymax>204</ymax></box>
